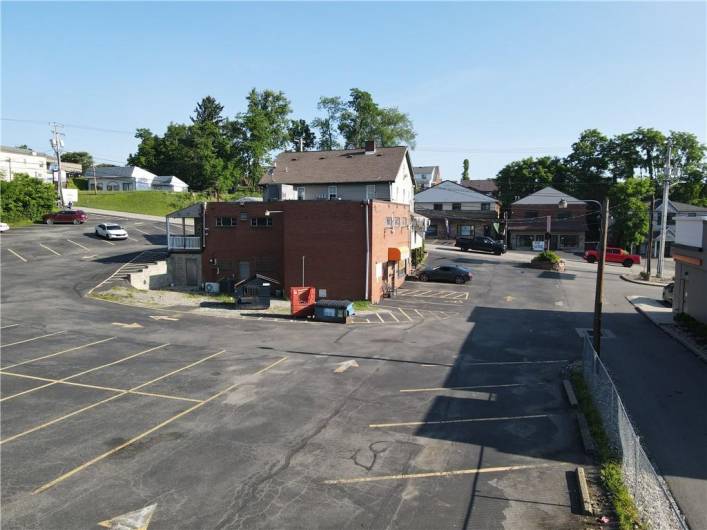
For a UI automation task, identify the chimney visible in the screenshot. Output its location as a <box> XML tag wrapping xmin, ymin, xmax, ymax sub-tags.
<box><xmin>364</xmin><ymin>140</ymin><xmax>376</xmax><ymax>155</ymax></box>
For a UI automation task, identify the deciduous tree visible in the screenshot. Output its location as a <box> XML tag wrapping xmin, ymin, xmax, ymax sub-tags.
<box><xmin>287</xmin><ymin>119</ymin><xmax>316</xmax><ymax>151</ymax></box>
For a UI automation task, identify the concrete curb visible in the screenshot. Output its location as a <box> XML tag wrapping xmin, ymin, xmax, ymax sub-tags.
<box><xmin>576</xmin><ymin>467</ymin><xmax>594</xmax><ymax>516</ymax></box>
<box><xmin>576</xmin><ymin>412</ymin><xmax>597</xmax><ymax>455</ymax></box>
<box><xmin>79</xmin><ymin>207</ymin><xmax>166</xmax><ymax>222</ymax></box>
<box><xmin>628</xmin><ymin>299</ymin><xmax>707</xmax><ymax>363</ymax></box>
<box><xmin>620</xmin><ymin>274</ymin><xmax>668</xmax><ymax>287</ymax></box>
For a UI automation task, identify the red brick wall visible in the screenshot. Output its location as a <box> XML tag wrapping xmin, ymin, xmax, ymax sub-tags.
<box><xmin>201</xmin><ymin>200</ymin><xmax>411</xmax><ymax>303</ymax></box>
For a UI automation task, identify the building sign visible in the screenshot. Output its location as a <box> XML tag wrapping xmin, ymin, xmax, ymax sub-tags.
<box><xmin>673</xmin><ymin>253</ymin><xmax>703</xmax><ymax>266</ymax></box>
<box><xmin>532</xmin><ymin>241</ymin><xmax>545</xmax><ymax>251</ymax></box>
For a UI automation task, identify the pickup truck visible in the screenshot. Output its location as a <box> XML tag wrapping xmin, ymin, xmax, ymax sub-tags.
<box><xmin>584</xmin><ymin>246</ymin><xmax>640</xmax><ymax>267</ymax></box>
<box><xmin>455</xmin><ymin>236</ymin><xmax>506</xmax><ymax>255</ymax></box>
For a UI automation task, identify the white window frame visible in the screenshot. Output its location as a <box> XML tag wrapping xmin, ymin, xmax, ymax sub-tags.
<box><xmin>366</xmin><ymin>184</ymin><xmax>375</xmax><ymax>201</ymax></box>
<box><xmin>328</xmin><ymin>185</ymin><xmax>337</xmax><ymax>200</ymax></box>
<box><xmin>297</xmin><ymin>186</ymin><xmax>305</xmax><ymax>200</ymax></box>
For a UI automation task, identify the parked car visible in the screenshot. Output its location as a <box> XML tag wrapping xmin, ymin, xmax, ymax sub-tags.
<box><xmin>583</xmin><ymin>247</ymin><xmax>640</xmax><ymax>267</ymax></box>
<box><xmin>418</xmin><ymin>264</ymin><xmax>473</xmax><ymax>284</ymax></box>
<box><xmin>455</xmin><ymin>236</ymin><xmax>506</xmax><ymax>255</ymax></box>
<box><xmin>43</xmin><ymin>210</ymin><xmax>88</xmax><ymax>225</ymax></box>
<box><xmin>0</xmin><ymin>222</ymin><xmax>9</xmax><ymax>232</ymax></box>
<box><xmin>662</xmin><ymin>282</ymin><xmax>674</xmax><ymax>306</ymax></box>
<box><xmin>95</xmin><ymin>223</ymin><xmax>128</xmax><ymax>240</ymax></box>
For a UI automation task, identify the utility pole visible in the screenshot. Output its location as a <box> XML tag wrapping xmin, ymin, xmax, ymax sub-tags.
<box><xmin>298</xmin><ymin>137</ymin><xmax>303</xmax><ymax>153</ymax></box>
<box><xmin>50</xmin><ymin>123</ymin><xmax>65</xmax><ymax>208</ymax></box>
<box><xmin>646</xmin><ymin>193</ymin><xmax>655</xmax><ymax>277</ymax></box>
<box><xmin>657</xmin><ymin>140</ymin><xmax>672</xmax><ymax>278</ymax></box>
<box><xmin>92</xmin><ymin>164</ymin><xmax>97</xmax><ymax>194</ymax></box>
<box><xmin>593</xmin><ymin>196</ymin><xmax>610</xmax><ymax>356</ymax></box>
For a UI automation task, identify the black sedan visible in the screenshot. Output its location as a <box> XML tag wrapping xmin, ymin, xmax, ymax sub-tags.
<box><xmin>418</xmin><ymin>265</ymin><xmax>473</xmax><ymax>284</ymax></box>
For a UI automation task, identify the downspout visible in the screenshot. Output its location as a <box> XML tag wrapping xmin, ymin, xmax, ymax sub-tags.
<box><xmin>365</xmin><ymin>201</ymin><xmax>370</xmax><ymax>301</ymax></box>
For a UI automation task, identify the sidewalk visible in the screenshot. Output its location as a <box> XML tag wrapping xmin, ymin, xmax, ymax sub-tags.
<box><xmin>79</xmin><ymin>207</ymin><xmax>166</xmax><ymax>222</ymax></box>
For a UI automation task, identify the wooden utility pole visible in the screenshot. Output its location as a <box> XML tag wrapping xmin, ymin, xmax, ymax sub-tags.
<box><xmin>593</xmin><ymin>196</ymin><xmax>610</xmax><ymax>355</ymax></box>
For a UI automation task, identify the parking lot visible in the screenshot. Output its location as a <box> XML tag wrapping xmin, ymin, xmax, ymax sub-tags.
<box><xmin>1</xmin><ymin>223</ymin><xmax>592</xmax><ymax>529</ymax></box>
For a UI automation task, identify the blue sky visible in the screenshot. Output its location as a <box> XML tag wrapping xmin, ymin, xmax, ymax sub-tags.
<box><xmin>2</xmin><ymin>1</ymin><xmax>705</xmax><ymax>181</ymax></box>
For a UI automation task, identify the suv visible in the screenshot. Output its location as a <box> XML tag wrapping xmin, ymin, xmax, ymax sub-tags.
<box><xmin>584</xmin><ymin>246</ymin><xmax>640</xmax><ymax>267</ymax></box>
<box><xmin>455</xmin><ymin>236</ymin><xmax>506</xmax><ymax>255</ymax></box>
<box><xmin>43</xmin><ymin>210</ymin><xmax>88</xmax><ymax>225</ymax></box>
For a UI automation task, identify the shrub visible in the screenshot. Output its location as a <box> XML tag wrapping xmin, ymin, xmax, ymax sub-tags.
<box><xmin>412</xmin><ymin>242</ymin><xmax>427</xmax><ymax>267</ymax></box>
<box><xmin>531</xmin><ymin>250</ymin><xmax>561</xmax><ymax>264</ymax></box>
<box><xmin>0</xmin><ymin>173</ymin><xmax>56</xmax><ymax>222</ymax></box>
<box><xmin>674</xmin><ymin>312</ymin><xmax>707</xmax><ymax>344</ymax></box>
<box><xmin>639</xmin><ymin>271</ymin><xmax>650</xmax><ymax>281</ymax></box>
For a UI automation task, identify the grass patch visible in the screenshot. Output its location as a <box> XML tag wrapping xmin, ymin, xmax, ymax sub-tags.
<box><xmin>570</xmin><ymin>371</ymin><xmax>644</xmax><ymax>529</ymax></box>
<box><xmin>3</xmin><ymin>218</ymin><xmax>38</xmax><ymax>228</ymax></box>
<box><xmin>76</xmin><ymin>189</ymin><xmax>258</xmax><ymax>217</ymax></box>
<box><xmin>353</xmin><ymin>300</ymin><xmax>373</xmax><ymax>312</ymax></box>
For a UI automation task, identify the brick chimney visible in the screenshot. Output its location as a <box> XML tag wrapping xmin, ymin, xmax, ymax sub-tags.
<box><xmin>364</xmin><ymin>140</ymin><xmax>376</xmax><ymax>155</ymax></box>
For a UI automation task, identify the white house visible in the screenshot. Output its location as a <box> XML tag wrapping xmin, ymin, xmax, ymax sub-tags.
<box><xmin>413</xmin><ymin>166</ymin><xmax>441</xmax><ymax>189</ymax></box>
<box><xmin>87</xmin><ymin>166</ymin><xmax>189</xmax><ymax>192</ymax></box>
<box><xmin>648</xmin><ymin>199</ymin><xmax>707</xmax><ymax>257</ymax></box>
<box><xmin>1</xmin><ymin>146</ymin><xmax>50</xmax><ymax>181</ymax></box>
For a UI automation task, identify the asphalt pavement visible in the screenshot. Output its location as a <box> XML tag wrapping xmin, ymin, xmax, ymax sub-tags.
<box><xmin>0</xmin><ymin>225</ymin><xmax>659</xmax><ymax>529</ymax></box>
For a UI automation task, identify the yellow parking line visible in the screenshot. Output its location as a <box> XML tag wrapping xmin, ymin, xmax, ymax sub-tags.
<box><xmin>0</xmin><ymin>343</ymin><xmax>168</xmax><ymax>401</ymax></box>
<box><xmin>369</xmin><ymin>414</ymin><xmax>549</xmax><ymax>428</ymax></box>
<box><xmin>66</xmin><ymin>239</ymin><xmax>90</xmax><ymax>250</ymax></box>
<box><xmin>399</xmin><ymin>383</ymin><xmax>525</xmax><ymax>393</ymax></box>
<box><xmin>1</xmin><ymin>330</ymin><xmax>66</xmax><ymax>348</ymax></box>
<box><xmin>39</xmin><ymin>243</ymin><xmax>61</xmax><ymax>256</ymax></box>
<box><xmin>32</xmin><ymin>356</ymin><xmax>287</xmax><ymax>494</ymax></box>
<box><xmin>7</xmin><ymin>248</ymin><xmax>28</xmax><ymax>262</ymax></box>
<box><xmin>2</xmin><ymin>337</ymin><xmax>116</xmax><ymax>370</ymax></box>
<box><xmin>0</xmin><ymin>371</ymin><xmax>201</xmax><ymax>403</ymax></box>
<box><xmin>323</xmin><ymin>463</ymin><xmax>555</xmax><ymax>485</ymax></box>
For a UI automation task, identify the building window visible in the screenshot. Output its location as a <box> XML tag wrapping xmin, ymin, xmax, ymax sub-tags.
<box><xmin>559</xmin><ymin>235</ymin><xmax>579</xmax><ymax>248</ymax></box>
<box><xmin>452</xmin><ymin>203</ymin><xmax>461</xmax><ymax>211</ymax></box>
<box><xmin>394</xmin><ymin>217</ymin><xmax>401</xmax><ymax>226</ymax></box>
<box><xmin>524</xmin><ymin>210</ymin><xmax>538</xmax><ymax>219</ymax></box>
<box><xmin>433</xmin><ymin>203</ymin><xmax>443</xmax><ymax>211</ymax></box>
<box><xmin>250</xmin><ymin>217</ymin><xmax>273</xmax><ymax>228</ymax></box>
<box><xmin>239</xmin><ymin>212</ymin><xmax>248</xmax><ymax>221</ymax></box>
<box><xmin>297</xmin><ymin>186</ymin><xmax>305</xmax><ymax>200</ymax></box>
<box><xmin>328</xmin><ymin>185</ymin><xmax>337</xmax><ymax>200</ymax></box>
<box><xmin>216</xmin><ymin>217</ymin><xmax>236</xmax><ymax>227</ymax></box>
<box><xmin>366</xmin><ymin>184</ymin><xmax>376</xmax><ymax>200</ymax></box>
<box><xmin>426</xmin><ymin>224</ymin><xmax>438</xmax><ymax>237</ymax></box>
<box><xmin>459</xmin><ymin>225</ymin><xmax>473</xmax><ymax>236</ymax></box>
<box><xmin>481</xmin><ymin>203</ymin><xmax>490</xmax><ymax>211</ymax></box>
<box><xmin>122</xmin><ymin>183</ymin><xmax>131</xmax><ymax>191</ymax></box>
<box><xmin>385</xmin><ymin>217</ymin><xmax>393</xmax><ymax>227</ymax></box>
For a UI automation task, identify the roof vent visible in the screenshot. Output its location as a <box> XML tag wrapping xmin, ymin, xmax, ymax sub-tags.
<box><xmin>319</xmin><ymin>156</ymin><xmax>326</xmax><ymax>160</ymax></box>
<box><xmin>346</xmin><ymin>155</ymin><xmax>353</xmax><ymax>158</ymax></box>
<box><xmin>291</xmin><ymin>158</ymin><xmax>297</xmax><ymax>161</ymax></box>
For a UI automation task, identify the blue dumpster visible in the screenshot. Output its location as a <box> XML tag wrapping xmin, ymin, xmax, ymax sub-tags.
<box><xmin>313</xmin><ymin>299</ymin><xmax>355</xmax><ymax>323</ymax></box>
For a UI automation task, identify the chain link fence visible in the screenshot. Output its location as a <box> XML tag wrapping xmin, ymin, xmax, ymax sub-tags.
<box><xmin>581</xmin><ymin>336</ymin><xmax>689</xmax><ymax>530</ymax></box>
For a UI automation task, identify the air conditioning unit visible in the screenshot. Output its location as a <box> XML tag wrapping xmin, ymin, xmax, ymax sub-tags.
<box><xmin>204</xmin><ymin>282</ymin><xmax>220</xmax><ymax>294</ymax></box>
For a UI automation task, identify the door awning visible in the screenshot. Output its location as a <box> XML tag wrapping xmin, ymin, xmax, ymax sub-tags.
<box><xmin>388</xmin><ymin>246</ymin><xmax>410</xmax><ymax>261</ymax></box>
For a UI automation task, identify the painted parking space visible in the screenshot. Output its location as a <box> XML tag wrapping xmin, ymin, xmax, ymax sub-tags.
<box><xmin>396</xmin><ymin>287</ymin><xmax>469</xmax><ymax>300</ymax></box>
<box><xmin>350</xmin><ymin>306</ymin><xmax>458</xmax><ymax>324</ymax></box>
<box><xmin>0</xmin><ymin>323</ymin><xmax>287</xmax><ymax>500</ymax></box>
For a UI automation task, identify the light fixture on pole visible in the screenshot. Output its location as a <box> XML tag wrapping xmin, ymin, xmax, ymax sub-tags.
<box><xmin>559</xmin><ymin>196</ymin><xmax>609</xmax><ymax>355</ymax></box>
<box><xmin>264</xmin><ymin>209</ymin><xmax>283</xmax><ymax>216</ymax></box>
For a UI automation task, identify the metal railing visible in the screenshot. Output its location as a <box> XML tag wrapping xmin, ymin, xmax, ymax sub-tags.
<box><xmin>581</xmin><ymin>336</ymin><xmax>689</xmax><ymax>530</ymax></box>
<box><xmin>168</xmin><ymin>235</ymin><xmax>201</xmax><ymax>250</ymax></box>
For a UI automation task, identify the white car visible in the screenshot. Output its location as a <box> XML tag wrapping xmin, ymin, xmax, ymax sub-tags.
<box><xmin>0</xmin><ymin>222</ymin><xmax>9</xmax><ymax>232</ymax></box>
<box><xmin>95</xmin><ymin>223</ymin><xmax>128</xmax><ymax>240</ymax></box>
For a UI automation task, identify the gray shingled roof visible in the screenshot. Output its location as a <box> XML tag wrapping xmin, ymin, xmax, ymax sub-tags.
<box><xmin>260</xmin><ymin>147</ymin><xmax>410</xmax><ymax>185</ymax></box>
<box><xmin>462</xmin><ymin>179</ymin><xmax>498</xmax><ymax>193</ymax></box>
<box><xmin>1</xmin><ymin>145</ymin><xmax>51</xmax><ymax>158</ymax></box>
<box><xmin>414</xmin><ymin>180</ymin><xmax>499</xmax><ymax>203</ymax></box>
<box><xmin>512</xmin><ymin>186</ymin><xmax>582</xmax><ymax>205</ymax></box>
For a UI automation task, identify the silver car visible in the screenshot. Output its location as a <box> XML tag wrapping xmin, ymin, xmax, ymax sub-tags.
<box><xmin>95</xmin><ymin>223</ymin><xmax>128</xmax><ymax>240</ymax></box>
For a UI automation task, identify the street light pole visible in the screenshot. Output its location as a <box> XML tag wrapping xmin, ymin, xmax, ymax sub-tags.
<box><xmin>559</xmin><ymin>196</ymin><xmax>609</xmax><ymax>355</ymax></box>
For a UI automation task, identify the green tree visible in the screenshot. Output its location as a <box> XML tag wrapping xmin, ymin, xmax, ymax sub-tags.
<box><xmin>287</xmin><ymin>119</ymin><xmax>316</xmax><ymax>151</ymax></box>
<box><xmin>564</xmin><ymin>129</ymin><xmax>611</xmax><ymax>200</ymax></box>
<box><xmin>127</xmin><ymin>128</ymin><xmax>160</xmax><ymax>170</ymax></box>
<box><xmin>462</xmin><ymin>159</ymin><xmax>470</xmax><ymax>181</ymax></box>
<box><xmin>312</xmin><ymin>96</ymin><xmax>344</xmax><ymax>150</ymax></box>
<box><xmin>0</xmin><ymin>173</ymin><xmax>56</xmax><ymax>222</ymax></box>
<box><xmin>631</xmin><ymin>127</ymin><xmax>666</xmax><ymax>183</ymax></box>
<box><xmin>61</xmin><ymin>151</ymin><xmax>94</xmax><ymax>173</ymax></box>
<box><xmin>229</xmin><ymin>88</ymin><xmax>292</xmax><ymax>188</ymax></box>
<box><xmin>608</xmin><ymin>178</ymin><xmax>653</xmax><ymax>248</ymax></box>
<box><xmin>496</xmin><ymin>157</ymin><xmax>565</xmax><ymax>207</ymax></box>
<box><xmin>338</xmin><ymin>88</ymin><xmax>415</xmax><ymax>149</ymax></box>
<box><xmin>191</xmin><ymin>95</ymin><xmax>225</xmax><ymax>125</ymax></box>
<box><xmin>15</xmin><ymin>144</ymin><xmax>30</xmax><ymax>150</ymax></box>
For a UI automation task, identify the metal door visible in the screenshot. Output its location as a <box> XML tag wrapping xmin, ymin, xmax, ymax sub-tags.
<box><xmin>185</xmin><ymin>258</ymin><xmax>198</xmax><ymax>286</ymax></box>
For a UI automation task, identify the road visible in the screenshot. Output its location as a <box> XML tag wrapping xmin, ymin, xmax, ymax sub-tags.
<box><xmin>4</xmin><ymin>220</ymin><xmax>691</xmax><ymax>529</ymax></box>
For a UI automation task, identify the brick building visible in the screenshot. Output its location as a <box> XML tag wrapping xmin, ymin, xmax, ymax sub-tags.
<box><xmin>508</xmin><ymin>187</ymin><xmax>587</xmax><ymax>251</ymax></box>
<box><xmin>167</xmin><ymin>200</ymin><xmax>412</xmax><ymax>303</ymax></box>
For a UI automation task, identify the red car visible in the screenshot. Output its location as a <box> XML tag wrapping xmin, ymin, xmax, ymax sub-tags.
<box><xmin>584</xmin><ymin>246</ymin><xmax>640</xmax><ymax>267</ymax></box>
<box><xmin>43</xmin><ymin>209</ymin><xmax>88</xmax><ymax>225</ymax></box>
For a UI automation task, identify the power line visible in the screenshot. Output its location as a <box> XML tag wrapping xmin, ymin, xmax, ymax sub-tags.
<box><xmin>2</xmin><ymin>118</ymin><xmax>134</xmax><ymax>135</ymax></box>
